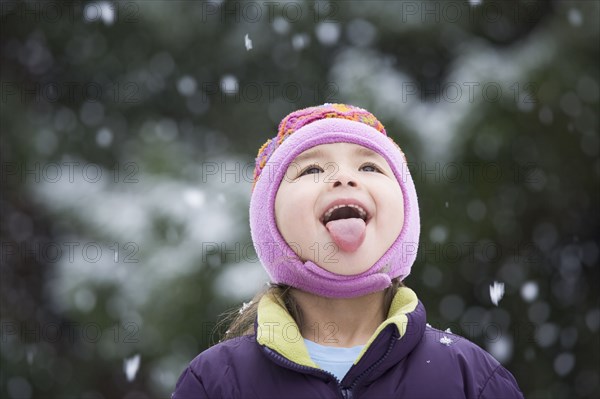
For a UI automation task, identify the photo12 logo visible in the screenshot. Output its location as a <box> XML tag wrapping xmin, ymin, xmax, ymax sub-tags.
<box><xmin>0</xmin><ymin>321</ymin><xmax>140</xmax><ymax>344</ymax></box>
<box><xmin>2</xmin><ymin>240</ymin><xmax>140</xmax><ymax>265</ymax></box>
<box><xmin>1</xmin><ymin>1</ymin><xmax>140</xmax><ymax>25</ymax></box>
<box><xmin>1</xmin><ymin>81</ymin><xmax>140</xmax><ymax>105</ymax></box>
<box><xmin>401</xmin><ymin>81</ymin><xmax>538</xmax><ymax>104</ymax></box>
<box><xmin>200</xmin><ymin>79</ymin><xmax>339</xmax><ymax>104</ymax></box>
<box><xmin>1</xmin><ymin>162</ymin><xmax>140</xmax><ymax>185</ymax></box>
<box><xmin>197</xmin><ymin>1</ymin><xmax>338</xmax><ymax>23</ymax></box>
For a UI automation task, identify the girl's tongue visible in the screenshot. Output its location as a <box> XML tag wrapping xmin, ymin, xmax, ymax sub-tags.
<box><xmin>325</xmin><ymin>218</ymin><xmax>366</xmax><ymax>252</ymax></box>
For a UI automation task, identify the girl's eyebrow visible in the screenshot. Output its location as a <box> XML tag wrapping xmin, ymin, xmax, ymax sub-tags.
<box><xmin>354</xmin><ymin>146</ymin><xmax>382</xmax><ymax>159</ymax></box>
<box><xmin>294</xmin><ymin>147</ymin><xmax>384</xmax><ymax>164</ymax></box>
<box><xmin>294</xmin><ymin>149</ymin><xmax>325</xmax><ymax>164</ymax></box>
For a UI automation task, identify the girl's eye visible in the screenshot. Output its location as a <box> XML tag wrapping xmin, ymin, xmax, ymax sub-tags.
<box><xmin>299</xmin><ymin>165</ymin><xmax>324</xmax><ymax>176</ymax></box>
<box><xmin>360</xmin><ymin>163</ymin><xmax>382</xmax><ymax>173</ymax></box>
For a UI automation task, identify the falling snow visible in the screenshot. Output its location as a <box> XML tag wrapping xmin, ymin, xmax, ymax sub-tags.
<box><xmin>245</xmin><ymin>34</ymin><xmax>253</xmax><ymax>51</ymax></box>
<box><xmin>124</xmin><ymin>354</ymin><xmax>141</xmax><ymax>382</ymax></box>
<box><xmin>11</xmin><ymin>2</ymin><xmax>596</xmax><ymax>396</ymax></box>
<box><xmin>490</xmin><ymin>281</ymin><xmax>505</xmax><ymax>306</ymax></box>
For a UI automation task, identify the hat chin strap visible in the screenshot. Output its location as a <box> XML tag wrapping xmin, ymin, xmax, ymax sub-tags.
<box><xmin>273</xmin><ymin>247</ymin><xmax>395</xmax><ymax>299</ymax></box>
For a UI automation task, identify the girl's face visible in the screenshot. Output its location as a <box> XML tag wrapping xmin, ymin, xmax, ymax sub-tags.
<box><xmin>275</xmin><ymin>142</ymin><xmax>404</xmax><ymax>276</ymax></box>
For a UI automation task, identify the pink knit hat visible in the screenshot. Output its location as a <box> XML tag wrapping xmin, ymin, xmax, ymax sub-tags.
<box><xmin>249</xmin><ymin>104</ymin><xmax>420</xmax><ymax>298</ymax></box>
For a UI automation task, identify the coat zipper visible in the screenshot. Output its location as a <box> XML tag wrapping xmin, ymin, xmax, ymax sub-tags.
<box><xmin>340</xmin><ymin>387</ymin><xmax>353</xmax><ymax>399</ymax></box>
<box><xmin>263</xmin><ymin>346</ymin><xmax>352</xmax><ymax>399</ymax></box>
<box><xmin>346</xmin><ymin>335</ymin><xmax>397</xmax><ymax>395</ymax></box>
<box><xmin>262</xmin><ymin>331</ymin><xmax>397</xmax><ymax>399</ymax></box>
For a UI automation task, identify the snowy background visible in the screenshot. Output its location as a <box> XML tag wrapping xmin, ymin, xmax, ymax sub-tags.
<box><xmin>1</xmin><ymin>0</ymin><xmax>599</xmax><ymax>398</ymax></box>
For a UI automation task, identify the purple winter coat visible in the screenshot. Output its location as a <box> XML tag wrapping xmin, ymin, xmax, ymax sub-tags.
<box><xmin>172</xmin><ymin>287</ymin><xmax>524</xmax><ymax>398</ymax></box>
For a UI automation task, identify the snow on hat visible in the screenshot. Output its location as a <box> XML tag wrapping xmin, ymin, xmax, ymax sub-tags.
<box><xmin>249</xmin><ymin>104</ymin><xmax>420</xmax><ymax>298</ymax></box>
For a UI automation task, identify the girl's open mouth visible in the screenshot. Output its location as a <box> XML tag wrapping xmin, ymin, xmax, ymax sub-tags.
<box><xmin>320</xmin><ymin>203</ymin><xmax>370</xmax><ymax>252</ymax></box>
<box><xmin>321</xmin><ymin>203</ymin><xmax>369</xmax><ymax>225</ymax></box>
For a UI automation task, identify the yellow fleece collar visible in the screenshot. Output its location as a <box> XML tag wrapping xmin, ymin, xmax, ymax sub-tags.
<box><xmin>256</xmin><ymin>287</ymin><xmax>419</xmax><ymax>369</ymax></box>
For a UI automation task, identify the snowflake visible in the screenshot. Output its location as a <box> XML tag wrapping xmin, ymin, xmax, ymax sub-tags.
<box><xmin>239</xmin><ymin>300</ymin><xmax>253</xmax><ymax>314</ymax></box>
<box><xmin>245</xmin><ymin>34</ymin><xmax>253</xmax><ymax>51</ymax></box>
<box><xmin>123</xmin><ymin>354</ymin><xmax>141</xmax><ymax>382</ymax></box>
<box><xmin>440</xmin><ymin>335</ymin><xmax>453</xmax><ymax>346</ymax></box>
<box><xmin>490</xmin><ymin>281</ymin><xmax>505</xmax><ymax>306</ymax></box>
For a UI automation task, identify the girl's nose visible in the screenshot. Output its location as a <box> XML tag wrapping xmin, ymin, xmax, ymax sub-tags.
<box><xmin>332</xmin><ymin>171</ymin><xmax>358</xmax><ymax>188</ymax></box>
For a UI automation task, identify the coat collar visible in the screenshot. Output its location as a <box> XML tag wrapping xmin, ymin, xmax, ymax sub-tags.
<box><xmin>255</xmin><ymin>286</ymin><xmax>425</xmax><ymax>373</ymax></box>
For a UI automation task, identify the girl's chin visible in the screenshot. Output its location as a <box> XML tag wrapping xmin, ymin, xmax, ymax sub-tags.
<box><xmin>321</xmin><ymin>258</ymin><xmax>373</xmax><ymax>276</ymax></box>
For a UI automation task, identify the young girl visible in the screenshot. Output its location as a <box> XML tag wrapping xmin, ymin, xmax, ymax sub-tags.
<box><xmin>172</xmin><ymin>104</ymin><xmax>524</xmax><ymax>398</ymax></box>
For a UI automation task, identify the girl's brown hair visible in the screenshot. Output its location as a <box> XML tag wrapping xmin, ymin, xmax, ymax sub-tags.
<box><xmin>215</xmin><ymin>278</ymin><xmax>405</xmax><ymax>343</ymax></box>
